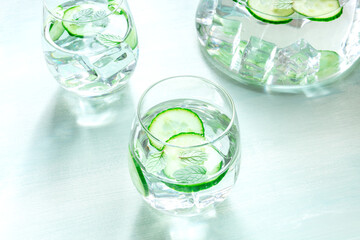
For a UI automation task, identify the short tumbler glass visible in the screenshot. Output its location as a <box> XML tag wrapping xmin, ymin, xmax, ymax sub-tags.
<box><xmin>128</xmin><ymin>76</ymin><xmax>241</xmax><ymax>215</ymax></box>
<box><xmin>42</xmin><ymin>0</ymin><xmax>138</xmax><ymax>97</ymax></box>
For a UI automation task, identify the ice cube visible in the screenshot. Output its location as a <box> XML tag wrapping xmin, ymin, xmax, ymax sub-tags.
<box><xmin>204</xmin><ymin>15</ymin><xmax>243</xmax><ymax>70</ymax></box>
<box><xmin>44</xmin><ymin>51</ymin><xmax>73</xmax><ymax>66</ymax></box>
<box><xmin>196</xmin><ymin>0</ymin><xmax>217</xmax><ymax>26</ymax></box>
<box><xmin>238</xmin><ymin>36</ymin><xmax>277</xmax><ymax>83</ymax></box>
<box><xmin>62</xmin><ymin>38</ymin><xmax>85</xmax><ymax>52</ymax></box>
<box><xmin>206</xmin><ymin>15</ymin><xmax>242</xmax><ymax>48</ymax></box>
<box><xmin>268</xmin><ymin>39</ymin><xmax>320</xmax><ymax>85</ymax></box>
<box><xmin>44</xmin><ymin>51</ymin><xmax>97</xmax><ymax>88</ymax></box>
<box><xmin>91</xmin><ymin>43</ymin><xmax>136</xmax><ymax>84</ymax></box>
<box><xmin>196</xmin><ymin>0</ymin><xmax>238</xmax><ymax>45</ymax></box>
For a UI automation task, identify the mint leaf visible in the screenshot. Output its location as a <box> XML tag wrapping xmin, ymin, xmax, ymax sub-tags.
<box><xmin>73</xmin><ymin>8</ymin><xmax>94</xmax><ymax>21</ymax></box>
<box><xmin>144</xmin><ymin>152</ymin><xmax>166</xmax><ymax>174</ymax></box>
<box><xmin>96</xmin><ymin>33</ymin><xmax>122</xmax><ymax>46</ymax></box>
<box><xmin>173</xmin><ymin>166</ymin><xmax>207</xmax><ymax>183</ymax></box>
<box><xmin>72</xmin><ymin>8</ymin><xmax>109</xmax><ymax>28</ymax></box>
<box><xmin>273</xmin><ymin>0</ymin><xmax>293</xmax><ymax>9</ymax></box>
<box><xmin>179</xmin><ymin>150</ymin><xmax>207</xmax><ymax>165</ymax></box>
<box><xmin>93</xmin><ymin>10</ymin><xmax>109</xmax><ymax>27</ymax></box>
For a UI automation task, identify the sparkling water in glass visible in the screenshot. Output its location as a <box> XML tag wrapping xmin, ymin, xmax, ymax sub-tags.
<box><xmin>42</xmin><ymin>0</ymin><xmax>138</xmax><ymax>97</ymax></box>
<box><xmin>128</xmin><ymin>76</ymin><xmax>241</xmax><ymax>216</ymax></box>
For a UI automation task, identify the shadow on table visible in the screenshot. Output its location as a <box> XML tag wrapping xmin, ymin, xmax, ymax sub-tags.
<box><xmin>25</xmin><ymin>86</ymin><xmax>135</xmax><ymax>182</ymax></box>
<box><xmin>130</xmin><ymin>200</ymin><xmax>242</xmax><ymax>240</ymax></box>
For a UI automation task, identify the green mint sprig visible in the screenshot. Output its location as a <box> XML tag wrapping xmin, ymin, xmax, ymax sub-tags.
<box><xmin>178</xmin><ymin>150</ymin><xmax>207</xmax><ymax>165</ymax></box>
<box><xmin>273</xmin><ymin>0</ymin><xmax>293</xmax><ymax>9</ymax></box>
<box><xmin>144</xmin><ymin>152</ymin><xmax>166</xmax><ymax>174</ymax></box>
<box><xmin>93</xmin><ymin>10</ymin><xmax>109</xmax><ymax>27</ymax></box>
<box><xmin>96</xmin><ymin>33</ymin><xmax>122</xmax><ymax>46</ymax></box>
<box><xmin>173</xmin><ymin>166</ymin><xmax>207</xmax><ymax>183</ymax></box>
<box><xmin>72</xmin><ymin>8</ymin><xmax>109</xmax><ymax>27</ymax></box>
<box><xmin>73</xmin><ymin>8</ymin><xmax>94</xmax><ymax>21</ymax></box>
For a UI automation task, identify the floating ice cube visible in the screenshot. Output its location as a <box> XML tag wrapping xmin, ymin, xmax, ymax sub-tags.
<box><xmin>204</xmin><ymin>15</ymin><xmax>243</xmax><ymax>70</ymax></box>
<box><xmin>196</xmin><ymin>0</ymin><xmax>239</xmax><ymax>44</ymax></box>
<box><xmin>268</xmin><ymin>39</ymin><xmax>320</xmax><ymax>85</ymax></box>
<box><xmin>206</xmin><ymin>18</ymin><xmax>242</xmax><ymax>51</ymax></box>
<box><xmin>238</xmin><ymin>36</ymin><xmax>277</xmax><ymax>83</ymax></box>
<box><xmin>44</xmin><ymin>51</ymin><xmax>97</xmax><ymax>88</ymax></box>
<box><xmin>91</xmin><ymin>43</ymin><xmax>136</xmax><ymax>85</ymax></box>
<box><xmin>196</xmin><ymin>0</ymin><xmax>217</xmax><ymax>26</ymax></box>
<box><xmin>62</xmin><ymin>38</ymin><xmax>86</xmax><ymax>52</ymax></box>
<box><xmin>44</xmin><ymin>51</ymin><xmax>73</xmax><ymax>66</ymax></box>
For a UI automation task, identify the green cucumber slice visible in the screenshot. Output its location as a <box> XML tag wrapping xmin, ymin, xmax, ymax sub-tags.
<box><xmin>46</xmin><ymin>6</ymin><xmax>65</xmax><ymax>41</ymax></box>
<box><xmin>165</xmin><ymin>169</ymin><xmax>227</xmax><ymax>193</ymax></box>
<box><xmin>163</xmin><ymin>133</ymin><xmax>222</xmax><ymax>177</ymax></box>
<box><xmin>62</xmin><ymin>5</ymin><xmax>107</xmax><ymax>37</ymax></box>
<box><xmin>247</xmin><ymin>0</ymin><xmax>294</xmax><ymax>24</ymax></box>
<box><xmin>148</xmin><ymin>108</ymin><xmax>205</xmax><ymax>150</ymax></box>
<box><xmin>107</xmin><ymin>2</ymin><xmax>138</xmax><ymax>49</ymax></box>
<box><xmin>316</xmin><ymin>50</ymin><xmax>340</xmax><ymax>79</ymax></box>
<box><xmin>49</xmin><ymin>21</ymin><xmax>65</xmax><ymax>41</ymax></box>
<box><xmin>162</xmin><ymin>133</ymin><xmax>225</xmax><ymax>192</ymax></box>
<box><xmin>293</xmin><ymin>0</ymin><xmax>343</xmax><ymax>21</ymax></box>
<box><xmin>125</xmin><ymin>25</ymin><xmax>138</xmax><ymax>50</ymax></box>
<box><xmin>128</xmin><ymin>149</ymin><xmax>149</xmax><ymax>196</ymax></box>
<box><xmin>108</xmin><ymin>0</ymin><xmax>123</xmax><ymax>15</ymax></box>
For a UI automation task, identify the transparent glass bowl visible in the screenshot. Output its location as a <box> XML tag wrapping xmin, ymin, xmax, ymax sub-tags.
<box><xmin>196</xmin><ymin>0</ymin><xmax>360</xmax><ymax>92</ymax></box>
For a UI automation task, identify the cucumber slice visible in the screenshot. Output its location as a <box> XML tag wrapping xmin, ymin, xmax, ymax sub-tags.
<box><xmin>163</xmin><ymin>133</ymin><xmax>222</xmax><ymax>177</ymax></box>
<box><xmin>128</xmin><ymin>149</ymin><xmax>149</xmax><ymax>196</ymax></box>
<box><xmin>108</xmin><ymin>0</ymin><xmax>123</xmax><ymax>15</ymax></box>
<box><xmin>107</xmin><ymin>2</ymin><xmax>138</xmax><ymax>49</ymax></box>
<box><xmin>125</xmin><ymin>25</ymin><xmax>138</xmax><ymax>50</ymax></box>
<box><xmin>62</xmin><ymin>5</ymin><xmax>107</xmax><ymax>37</ymax></box>
<box><xmin>165</xmin><ymin>169</ymin><xmax>227</xmax><ymax>193</ymax></box>
<box><xmin>316</xmin><ymin>50</ymin><xmax>340</xmax><ymax>79</ymax></box>
<box><xmin>49</xmin><ymin>21</ymin><xmax>65</xmax><ymax>41</ymax></box>
<box><xmin>247</xmin><ymin>0</ymin><xmax>294</xmax><ymax>24</ymax></box>
<box><xmin>46</xmin><ymin>6</ymin><xmax>65</xmax><ymax>41</ymax></box>
<box><xmin>162</xmin><ymin>133</ymin><xmax>225</xmax><ymax>192</ymax></box>
<box><xmin>293</xmin><ymin>0</ymin><xmax>343</xmax><ymax>22</ymax></box>
<box><xmin>148</xmin><ymin>108</ymin><xmax>205</xmax><ymax>150</ymax></box>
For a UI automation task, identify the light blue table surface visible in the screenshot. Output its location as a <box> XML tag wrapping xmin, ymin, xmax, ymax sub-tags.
<box><xmin>1</xmin><ymin>0</ymin><xmax>360</xmax><ymax>239</ymax></box>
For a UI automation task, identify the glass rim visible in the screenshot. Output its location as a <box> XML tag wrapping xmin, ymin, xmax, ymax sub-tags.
<box><xmin>43</xmin><ymin>0</ymin><xmax>124</xmax><ymax>23</ymax></box>
<box><xmin>136</xmin><ymin>75</ymin><xmax>237</xmax><ymax>150</ymax></box>
<box><xmin>235</xmin><ymin>0</ymin><xmax>346</xmax><ymax>19</ymax></box>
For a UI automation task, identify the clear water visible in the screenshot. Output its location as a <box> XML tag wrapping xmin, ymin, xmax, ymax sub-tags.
<box><xmin>128</xmin><ymin>99</ymin><xmax>241</xmax><ymax>215</ymax></box>
<box><xmin>43</xmin><ymin>0</ymin><xmax>138</xmax><ymax>97</ymax></box>
<box><xmin>196</xmin><ymin>0</ymin><xmax>360</xmax><ymax>89</ymax></box>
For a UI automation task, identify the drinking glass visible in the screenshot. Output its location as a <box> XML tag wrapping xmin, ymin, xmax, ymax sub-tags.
<box><xmin>196</xmin><ymin>0</ymin><xmax>360</xmax><ymax>91</ymax></box>
<box><xmin>128</xmin><ymin>76</ymin><xmax>241</xmax><ymax>216</ymax></box>
<box><xmin>42</xmin><ymin>0</ymin><xmax>138</xmax><ymax>97</ymax></box>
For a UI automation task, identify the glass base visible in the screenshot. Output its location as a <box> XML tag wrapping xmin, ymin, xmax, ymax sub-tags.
<box><xmin>136</xmin><ymin>159</ymin><xmax>240</xmax><ymax>217</ymax></box>
<box><xmin>201</xmin><ymin>46</ymin><xmax>360</xmax><ymax>95</ymax></box>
